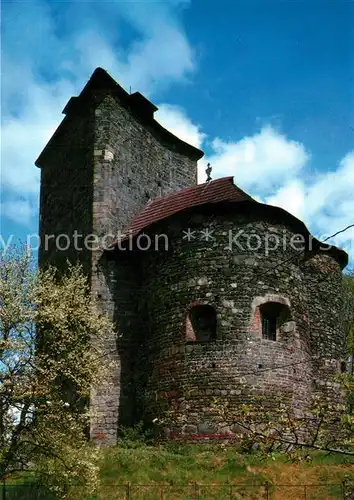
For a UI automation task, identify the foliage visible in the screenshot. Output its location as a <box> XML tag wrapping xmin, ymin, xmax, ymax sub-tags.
<box><xmin>0</xmin><ymin>247</ymin><xmax>115</xmax><ymax>498</ymax></box>
<box><xmin>215</xmin><ymin>392</ymin><xmax>353</xmax><ymax>458</ymax></box>
<box><xmin>117</xmin><ymin>422</ymin><xmax>154</xmax><ymax>449</ymax></box>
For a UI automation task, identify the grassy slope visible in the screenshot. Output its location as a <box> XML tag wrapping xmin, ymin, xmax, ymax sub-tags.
<box><xmin>5</xmin><ymin>445</ymin><xmax>354</xmax><ymax>499</ymax></box>
<box><xmin>97</xmin><ymin>444</ymin><xmax>354</xmax><ymax>499</ymax></box>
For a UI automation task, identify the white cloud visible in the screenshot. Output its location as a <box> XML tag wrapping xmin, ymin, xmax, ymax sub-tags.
<box><xmin>1</xmin><ymin>0</ymin><xmax>196</xmax><ymax>226</ymax></box>
<box><xmin>155</xmin><ymin>104</ymin><xmax>206</xmax><ymax>149</ymax></box>
<box><xmin>2</xmin><ymin>1</ymin><xmax>353</xmax><ymax>266</ymax></box>
<box><xmin>204</xmin><ymin>126</ymin><xmax>353</xmax><ymax>264</ymax></box>
<box><xmin>303</xmin><ymin>152</ymin><xmax>354</xmax><ymax>251</ymax></box>
<box><xmin>0</xmin><ymin>199</ymin><xmax>36</xmax><ymax>226</ymax></box>
<box><xmin>204</xmin><ymin>126</ymin><xmax>309</xmax><ymax>192</ymax></box>
<box><xmin>263</xmin><ymin>151</ymin><xmax>354</xmax><ymax>246</ymax></box>
<box><xmin>1</xmin><ymin>95</ymin><xmax>62</xmax><ymax>195</ymax></box>
<box><xmin>266</xmin><ymin>179</ymin><xmax>306</xmax><ymax>221</ymax></box>
<box><xmin>306</xmin><ymin>152</ymin><xmax>354</xmax><ymax>220</ymax></box>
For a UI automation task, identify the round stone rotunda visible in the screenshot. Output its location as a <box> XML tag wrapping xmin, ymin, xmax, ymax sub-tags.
<box><xmin>102</xmin><ymin>177</ymin><xmax>348</xmax><ymax>441</ymax></box>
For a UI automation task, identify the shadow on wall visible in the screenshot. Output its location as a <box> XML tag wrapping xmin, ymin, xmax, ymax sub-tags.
<box><xmin>99</xmin><ymin>250</ymin><xmax>142</xmax><ymax>428</ymax></box>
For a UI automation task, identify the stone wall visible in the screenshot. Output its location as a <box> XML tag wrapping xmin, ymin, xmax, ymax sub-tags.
<box><xmin>37</xmin><ymin>87</ymin><xmax>200</xmax><ymax>445</ymax></box>
<box><xmin>37</xmin><ymin>106</ymin><xmax>95</xmax><ymax>271</ymax></box>
<box><xmin>92</xmin><ymin>94</ymin><xmax>198</xmax><ymax>238</ymax></box>
<box><xmin>89</xmin><ymin>94</ymin><xmax>200</xmax><ymax>443</ymax></box>
<box><xmin>304</xmin><ymin>254</ymin><xmax>347</xmax><ymax>403</ymax></box>
<box><xmin>113</xmin><ymin>205</ymin><xmax>346</xmax><ymax>439</ymax></box>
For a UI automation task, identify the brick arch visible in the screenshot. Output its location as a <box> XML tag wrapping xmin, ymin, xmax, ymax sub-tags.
<box><xmin>184</xmin><ymin>300</ymin><xmax>201</xmax><ymax>341</ymax></box>
<box><xmin>250</xmin><ymin>294</ymin><xmax>294</xmax><ymax>340</ymax></box>
<box><xmin>184</xmin><ymin>301</ymin><xmax>218</xmax><ymax>342</ymax></box>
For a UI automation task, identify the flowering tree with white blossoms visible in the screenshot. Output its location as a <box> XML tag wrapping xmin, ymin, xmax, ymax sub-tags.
<box><xmin>0</xmin><ymin>248</ymin><xmax>115</xmax><ymax>498</ymax></box>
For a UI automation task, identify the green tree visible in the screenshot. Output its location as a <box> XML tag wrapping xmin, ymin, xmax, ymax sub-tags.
<box><xmin>0</xmin><ymin>248</ymin><xmax>115</xmax><ymax>498</ymax></box>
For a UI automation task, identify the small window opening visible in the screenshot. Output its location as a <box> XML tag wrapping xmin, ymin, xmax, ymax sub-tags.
<box><xmin>340</xmin><ymin>361</ymin><xmax>347</xmax><ymax>374</ymax></box>
<box><xmin>189</xmin><ymin>304</ymin><xmax>217</xmax><ymax>341</ymax></box>
<box><xmin>260</xmin><ymin>302</ymin><xmax>290</xmax><ymax>341</ymax></box>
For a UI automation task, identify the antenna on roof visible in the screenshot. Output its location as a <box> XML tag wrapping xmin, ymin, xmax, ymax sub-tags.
<box><xmin>129</xmin><ymin>85</ymin><xmax>132</xmax><ymax>94</ymax></box>
<box><xmin>205</xmin><ymin>163</ymin><xmax>212</xmax><ymax>183</ymax></box>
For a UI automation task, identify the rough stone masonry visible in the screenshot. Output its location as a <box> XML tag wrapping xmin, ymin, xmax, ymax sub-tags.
<box><xmin>36</xmin><ymin>67</ymin><xmax>349</xmax><ymax>445</ymax></box>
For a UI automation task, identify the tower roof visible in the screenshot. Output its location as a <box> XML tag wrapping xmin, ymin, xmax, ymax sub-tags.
<box><xmin>119</xmin><ymin>177</ymin><xmax>255</xmax><ymax>240</ymax></box>
<box><xmin>112</xmin><ymin>176</ymin><xmax>348</xmax><ymax>268</ymax></box>
<box><xmin>36</xmin><ymin>67</ymin><xmax>204</xmax><ymax>167</ymax></box>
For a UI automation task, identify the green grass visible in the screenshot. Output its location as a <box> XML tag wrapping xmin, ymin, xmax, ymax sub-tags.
<box><xmin>2</xmin><ymin>475</ymin><xmax>57</xmax><ymax>500</ymax></box>
<box><xmin>3</xmin><ymin>445</ymin><xmax>354</xmax><ymax>499</ymax></box>
<box><xmin>95</xmin><ymin>444</ymin><xmax>354</xmax><ymax>499</ymax></box>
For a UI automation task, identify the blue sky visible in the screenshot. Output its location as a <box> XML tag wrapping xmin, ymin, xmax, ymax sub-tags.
<box><xmin>1</xmin><ymin>0</ymin><xmax>353</xmax><ymax>265</ymax></box>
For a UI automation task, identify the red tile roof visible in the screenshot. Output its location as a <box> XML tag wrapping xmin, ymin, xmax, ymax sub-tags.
<box><xmin>109</xmin><ymin>176</ymin><xmax>348</xmax><ymax>269</ymax></box>
<box><xmin>119</xmin><ymin>177</ymin><xmax>255</xmax><ymax>241</ymax></box>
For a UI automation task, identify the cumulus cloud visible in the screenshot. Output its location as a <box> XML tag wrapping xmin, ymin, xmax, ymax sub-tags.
<box><xmin>203</xmin><ymin>126</ymin><xmax>309</xmax><ymax>192</ymax></box>
<box><xmin>1</xmin><ymin>0</ymin><xmax>195</xmax><ymax>226</ymax></box>
<box><xmin>67</xmin><ymin>9</ymin><xmax>194</xmax><ymax>96</ymax></box>
<box><xmin>304</xmin><ymin>152</ymin><xmax>354</xmax><ymax>252</ymax></box>
<box><xmin>199</xmin><ymin>125</ymin><xmax>354</xmax><ymax>262</ymax></box>
<box><xmin>155</xmin><ymin>104</ymin><xmax>206</xmax><ymax>149</ymax></box>
<box><xmin>2</xmin><ymin>0</ymin><xmax>353</xmax><ymax>265</ymax></box>
<box><xmin>306</xmin><ymin>152</ymin><xmax>354</xmax><ymax>221</ymax></box>
<box><xmin>266</xmin><ymin>179</ymin><xmax>307</xmax><ymax>221</ymax></box>
<box><xmin>263</xmin><ymin>151</ymin><xmax>354</xmax><ymax>247</ymax></box>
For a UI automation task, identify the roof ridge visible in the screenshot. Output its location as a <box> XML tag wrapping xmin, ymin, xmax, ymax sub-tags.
<box><xmin>36</xmin><ymin>68</ymin><xmax>204</xmax><ymax>167</ymax></box>
<box><xmin>118</xmin><ymin>176</ymin><xmax>253</xmax><ymax>241</ymax></box>
<box><xmin>148</xmin><ymin>176</ymin><xmax>234</xmax><ymax>206</ymax></box>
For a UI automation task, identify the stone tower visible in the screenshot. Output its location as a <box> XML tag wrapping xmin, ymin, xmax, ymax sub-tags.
<box><xmin>36</xmin><ymin>68</ymin><xmax>348</xmax><ymax>446</ymax></box>
<box><xmin>36</xmin><ymin>67</ymin><xmax>204</xmax><ymax>443</ymax></box>
<box><xmin>36</xmin><ymin>67</ymin><xmax>203</xmax><ymax>266</ymax></box>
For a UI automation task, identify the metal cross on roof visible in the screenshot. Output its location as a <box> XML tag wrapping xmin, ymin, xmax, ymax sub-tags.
<box><xmin>205</xmin><ymin>163</ymin><xmax>212</xmax><ymax>182</ymax></box>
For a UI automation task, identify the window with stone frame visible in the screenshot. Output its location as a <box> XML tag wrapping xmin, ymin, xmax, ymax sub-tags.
<box><xmin>187</xmin><ymin>304</ymin><xmax>217</xmax><ymax>341</ymax></box>
<box><xmin>260</xmin><ymin>302</ymin><xmax>291</xmax><ymax>341</ymax></box>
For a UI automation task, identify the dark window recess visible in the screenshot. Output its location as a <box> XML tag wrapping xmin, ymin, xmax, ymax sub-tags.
<box><xmin>189</xmin><ymin>305</ymin><xmax>217</xmax><ymax>341</ymax></box>
<box><xmin>260</xmin><ymin>302</ymin><xmax>291</xmax><ymax>341</ymax></box>
<box><xmin>340</xmin><ymin>361</ymin><xmax>347</xmax><ymax>373</ymax></box>
<box><xmin>262</xmin><ymin>313</ymin><xmax>277</xmax><ymax>341</ymax></box>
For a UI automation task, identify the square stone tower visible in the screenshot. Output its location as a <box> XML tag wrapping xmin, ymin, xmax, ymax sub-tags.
<box><xmin>35</xmin><ymin>67</ymin><xmax>204</xmax><ymax>443</ymax></box>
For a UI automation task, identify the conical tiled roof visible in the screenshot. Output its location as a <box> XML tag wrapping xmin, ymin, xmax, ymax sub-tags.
<box><xmin>120</xmin><ymin>177</ymin><xmax>255</xmax><ymax>240</ymax></box>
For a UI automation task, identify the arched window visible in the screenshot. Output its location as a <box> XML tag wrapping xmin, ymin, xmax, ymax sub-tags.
<box><xmin>260</xmin><ymin>302</ymin><xmax>291</xmax><ymax>341</ymax></box>
<box><xmin>340</xmin><ymin>360</ymin><xmax>347</xmax><ymax>374</ymax></box>
<box><xmin>187</xmin><ymin>304</ymin><xmax>217</xmax><ymax>341</ymax></box>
